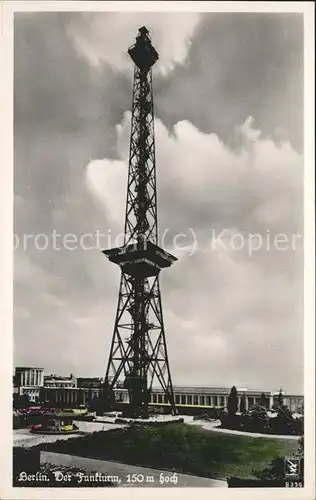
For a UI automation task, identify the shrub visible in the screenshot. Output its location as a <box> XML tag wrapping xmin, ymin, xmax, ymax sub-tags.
<box><xmin>298</xmin><ymin>435</ymin><xmax>304</xmax><ymax>455</ymax></box>
<box><xmin>253</xmin><ymin>457</ymin><xmax>284</xmax><ymax>481</ymax></box>
<box><xmin>34</xmin><ymin>423</ymin><xmax>299</xmax><ymax>481</ymax></box>
<box><xmin>293</xmin><ymin>417</ymin><xmax>304</xmax><ymax>436</ymax></box>
<box><xmin>241</xmin><ymin>405</ymin><xmax>270</xmax><ymax>433</ymax></box>
<box><xmin>220</xmin><ymin>411</ymin><xmax>243</xmax><ymax>430</ymax></box>
<box><xmin>193</xmin><ymin>413</ymin><xmax>209</xmax><ymax>421</ymax></box>
<box><xmin>270</xmin><ymin>405</ymin><xmax>297</xmax><ymax>435</ymax></box>
<box><xmin>208</xmin><ymin>407</ymin><xmax>223</xmax><ymax>420</ymax></box>
<box><xmin>220</xmin><ymin>403</ymin><xmax>302</xmax><ymax>436</ymax></box>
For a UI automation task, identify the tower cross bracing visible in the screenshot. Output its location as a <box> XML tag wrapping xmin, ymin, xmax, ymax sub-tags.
<box><xmin>102</xmin><ymin>27</ymin><xmax>177</xmax><ymax>418</ymax></box>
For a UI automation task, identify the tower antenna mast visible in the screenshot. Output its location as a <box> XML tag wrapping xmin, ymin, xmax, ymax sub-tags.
<box><xmin>102</xmin><ymin>27</ymin><xmax>177</xmax><ymax>418</ymax></box>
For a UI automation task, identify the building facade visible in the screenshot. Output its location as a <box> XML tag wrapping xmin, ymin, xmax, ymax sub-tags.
<box><xmin>13</xmin><ymin>367</ymin><xmax>304</xmax><ymax>412</ymax></box>
<box><xmin>39</xmin><ymin>385</ymin><xmax>304</xmax><ymax>412</ymax></box>
<box><xmin>77</xmin><ymin>377</ymin><xmax>103</xmax><ymax>389</ymax></box>
<box><xmin>40</xmin><ymin>387</ymin><xmax>100</xmax><ymax>406</ymax></box>
<box><xmin>14</xmin><ymin>367</ymin><xmax>44</xmax><ymax>401</ymax></box>
<box><xmin>116</xmin><ymin>386</ymin><xmax>276</xmax><ymax>412</ymax></box>
<box><xmin>44</xmin><ymin>373</ymin><xmax>77</xmax><ymax>389</ymax></box>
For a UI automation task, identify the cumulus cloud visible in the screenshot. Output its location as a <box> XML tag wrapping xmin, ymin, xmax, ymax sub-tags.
<box><xmin>86</xmin><ymin>112</ymin><xmax>302</xmax><ymax>237</ymax></box>
<box><xmin>86</xmin><ymin>158</ymin><xmax>126</xmax><ymax>229</ymax></box>
<box><xmin>14</xmin><ymin>13</ymin><xmax>303</xmax><ymax>392</ymax></box>
<box><xmin>66</xmin><ymin>12</ymin><xmax>201</xmax><ymax>75</ymax></box>
<box><xmin>85</xmin><ymin>113</ymin><xmax>303</xmax><ymax>391</ymax></box>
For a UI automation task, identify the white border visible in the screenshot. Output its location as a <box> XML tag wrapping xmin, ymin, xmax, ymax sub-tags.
<box><xmin>0</xmin><ymin>2</ymin><xmax>314</xmax><ymax>499</ymax></box>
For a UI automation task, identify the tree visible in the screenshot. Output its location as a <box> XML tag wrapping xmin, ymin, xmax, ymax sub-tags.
<box><xmin>13</xmin><ymin>393</ymin><xmax>19</xmax><ymax>407</ymax></box>
<box><xmin>13</xmin><ymin>393</ymin><xmax>31</xmax><ymax>409</ymax></box>
<box><xmin>87</xmin><ymin>386</ymin><xmax>92</xmax><ymax>409</ymax></box>
<box><xmin>240</xmin><ymin>393</ymin><xmax>247</xmax><ymax>413</ymax></box>
<box><xmin>259</xmin><ymin>392</ymin><xmax>268</xmax><ymax>408</ymax></box>
<box><xmin>227</xmin><ymin>386</ymin><xmax>238</xmax><ymax>417</ymax></box>
<box><xmin>96</xmin><ymin>380</ymin><xmax>116</xmax><ymax>415</ymax></box>
<box><xmin>277</xmin><ymin>389</ymin><xmax>284</xmax><ymax>407</ymax></box>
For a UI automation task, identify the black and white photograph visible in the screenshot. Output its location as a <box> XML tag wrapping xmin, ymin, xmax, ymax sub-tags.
<box><xmin>0</xmin><ymin>1</ymin><xmax>315</xmax><ymax>498</ymax></box>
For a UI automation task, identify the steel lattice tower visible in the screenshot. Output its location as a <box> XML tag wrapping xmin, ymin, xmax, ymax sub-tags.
<box><xmin>101</xmin><ymin>27</ymin><xmax>177</xmax><ymax>418</ymax></box>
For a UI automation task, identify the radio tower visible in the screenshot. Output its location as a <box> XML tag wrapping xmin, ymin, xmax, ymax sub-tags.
<box><xmin>101</xmin><ymin>27</ymin><xmax>177</xmax><ymax>419</ymax></box>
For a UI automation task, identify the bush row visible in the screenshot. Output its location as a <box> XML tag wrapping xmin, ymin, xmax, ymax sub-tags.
<box><xmin>220</xmin><ymin>405</ymin><xmax>303</xmax><ymax>435</ymax></box>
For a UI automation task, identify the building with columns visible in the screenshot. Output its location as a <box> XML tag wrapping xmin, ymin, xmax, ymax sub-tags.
<box><xmin>38</xmin><ymin>384</ymin><xmax>303</xmax><ymax>413</ymax></box>
<box><xmin>138</xmin><ymin>386</ymin><xmax>275</xmax><ymax>412</ymax></box>
<box><xmin>14</xmin><ymin>367</ymin><xmax>44</xmax><ymax>401</ymax></box>
<box><xmin>13</xmin><ymin>367</ymin><xmax>304</xmax><ymax>412</ymax></box>
<box><xmin>15</xmin><ymin>366</ymin><xmax>44</xmax><ymax>387</ymax></box>
<box><xmin>40</xmin><ymin>386</ymin><xmax>100</xmax><ymax>407</ymax></box>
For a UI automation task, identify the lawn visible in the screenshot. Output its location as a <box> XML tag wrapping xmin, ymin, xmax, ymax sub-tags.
<box><xmin>38</xmin><ymin>423</ymin><xmax>299</xmax><ymax>480</ymax></box>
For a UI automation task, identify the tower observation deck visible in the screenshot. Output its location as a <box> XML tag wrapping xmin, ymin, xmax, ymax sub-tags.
<box><xmin>101</xmin><ymin>27</ymin><xmax>177</xmax><ymax>418</ymax></box>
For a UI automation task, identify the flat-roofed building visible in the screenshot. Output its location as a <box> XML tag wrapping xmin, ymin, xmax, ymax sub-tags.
<box><xmin>14</xmin><ymin>370</ymin><xmax>303</xmax><ymax>413</ymax></box>
<box><xmin>77</xmin><ymin>377</ymin><xmax>103</xmax><ymax>389</ymax></box>
<box><xmin>141</xmin><ymin>386</ymin><xmax>274</xmax><ymax>411</ymax></box>
<box><xmin>40</xmin><ymin>387</ymin><xmax>100</xmax><ymax>407</ymax></box>
<box><xmin>44</xmin><ymin>373</ymin><xmax>77</xmax><ymax>389</ymax></box>
<box><xmin>14</xmin><ymin>367</ymin><xmax>44</xmax><ymax>402</ymax></box>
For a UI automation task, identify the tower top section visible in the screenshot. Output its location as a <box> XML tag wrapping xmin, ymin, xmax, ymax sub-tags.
<box><xmin>128</xmin><ymin>26</ymin><xmax>159</xmax><ymax>72</ymax></box>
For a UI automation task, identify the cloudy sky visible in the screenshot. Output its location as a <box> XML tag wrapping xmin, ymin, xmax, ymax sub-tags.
<box><xmin>14</xmin><ymin>12</ymin><xmax>304</xmax><ymax>393</ymax></box>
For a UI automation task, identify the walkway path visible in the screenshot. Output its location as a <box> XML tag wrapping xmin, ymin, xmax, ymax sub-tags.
<box><xmin>189</xmin><ymin>419</ymin><xmax>300</xmax><ymax>440</ymax></box>
<box><xmin>41</xmin><ymin>451</ymin><xmax>227</xmax><ymax>488</ymax></box>
<box><xmin>13</xmin><ymin>421</ymin><xmax>125</xmax><ymax>448</ymax></box>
